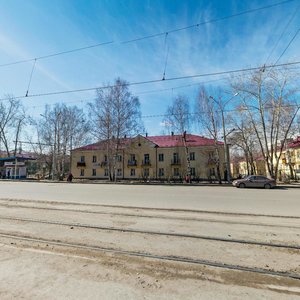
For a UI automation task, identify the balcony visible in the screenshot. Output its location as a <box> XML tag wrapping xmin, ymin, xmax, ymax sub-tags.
<box><xmin>127</xmin><ymin>160</ymin><xmax>137</xmax><ymax>166</ymax></box>
<box><xmin>207</xmin><ymin>157</ymin><xmax>217</xmax><ymax>165</ymax></box>
<box><xmin>141</xmin><ymin>160</ymin><xmax>151</xmax><ymax>166</ymax></box>
<box><xmin>101</xmin><ymin>161</ymin><xmax>108</xmax><ymax>167</ymax></box>
<box><xmin>77</xmin><ymin>162</ymin><xmax>86</xmax><ymax>167</ymax></box>
<box><xmin>171</xmin><ymin>159</ymin><xmax>181</xmax><ymax>165</ymax></box>
<box><xmin>92</xmin><ymin>162</ymin><xmax>101</xmax><ymax>168</ymax></box>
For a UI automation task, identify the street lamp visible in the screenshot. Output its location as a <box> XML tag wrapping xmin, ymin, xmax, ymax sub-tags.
<box><xmin>209</xmin><ymin>93</ymin><xmax>239</xmax><ymax>183</ymax></box>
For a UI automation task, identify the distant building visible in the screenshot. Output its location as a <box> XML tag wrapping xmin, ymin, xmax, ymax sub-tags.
<box><xmin>231</xmin><ymin>155</ymin><xmax>267</xmax><ymax>178</ymax></box>
<box><xmin>71</xmin><ymin>133</ymin><xmax>225</xmax><ymax>181</ymax></box>
<box><xmin>278</xmin><ymin>136</ymin><xmax>300</xmax><ymax>180</ymax></box>
<box><xmin>0</xmin><ymin>153</ymin><xmax>37</xmax><ymax>179</ymax></box>
<box><xmin>231</xmin><ymin>136</ymin><xmax>300</xmax><ymax>180</ymax></box>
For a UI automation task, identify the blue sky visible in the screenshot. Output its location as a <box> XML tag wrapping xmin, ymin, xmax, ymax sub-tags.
<box><xmin>0</xmin><ymin>0</ymin><xmax>299</xmax><ymax>138</ymax></box>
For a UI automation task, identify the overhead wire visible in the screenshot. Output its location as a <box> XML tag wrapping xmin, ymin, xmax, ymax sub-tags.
<box><xmin>0</xmin><ymin>59</ymin><xmax>298</xmax><ymax>102</ymax></box>
<box><xmin>162</xmin><ymin>32</ymin><xmax>169</xmax><ymax>80</ymax></box>
<box><xmin>114</xmin><ymin>0</ymin><xmax>296</xmax><ymax>44</ymax></box>
<box><xmin>28</xmin><ymin>101</ymin><xmax>300</xmax><ymax>120</ymax></box>
<box><xmin>141</xmin><ymin>103</ymin><xmax>300</xmax><ymax>119</ymax></box>
<box><xmin>25</xmin><ymin>59</ymin><xmax>37</xmax><ymax>97</ymax></box>
<box><xmin>27</xmin><ymin>77</ymin><xmax>231</xmax><ymax>110</ymax></box>
<box><xmin>273</xmin><ymin>28</ymin><xmax>300</xmax><ymax>65</ymax></box>
<box><xmin>264</xmin><ymin>3</ymin><xmax>300</xmax><ymax>65</ymax></box>
<box><xmin>0</xmin><ymin>0</ymin><xmax>295</xmax><ymax>68</ymax></box>
<box><xmin>0</xmin><ymin>41</ymin><xmax>114</xmax><ymax>68</ymax></box>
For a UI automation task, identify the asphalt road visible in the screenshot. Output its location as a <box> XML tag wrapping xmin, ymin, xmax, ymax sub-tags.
<box><xmin>0</xmin><ymin>181</ymin><xmax>299</xmax><ymax>216</ymax></box>
<box><xmin>0</xmin><ymin>181</ymin><xmax>299</xmax><ymax>299</ymax></box>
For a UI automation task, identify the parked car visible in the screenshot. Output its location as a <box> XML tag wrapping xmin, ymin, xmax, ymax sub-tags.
<box><xmin>232</xmin><ymin>175</ymin><xmax>276</xmax><ymax>189</ymax></box>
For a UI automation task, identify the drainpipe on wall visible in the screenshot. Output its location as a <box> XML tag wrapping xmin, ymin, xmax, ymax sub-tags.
<box><xmin>155</xmin><ymin>146</ymin><xmax>158</xmax><ymax>180</ymax></box>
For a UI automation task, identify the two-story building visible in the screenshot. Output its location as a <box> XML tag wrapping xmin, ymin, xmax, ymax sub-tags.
<box><xmin>278</xmin><ymin>136</ymin><xmax>300</xmax><ymax>179</ymax></box>
<box><xmin>71</xmin><ymin>133</ymin><xmax>225</xmax><ymax>181</ymax></box>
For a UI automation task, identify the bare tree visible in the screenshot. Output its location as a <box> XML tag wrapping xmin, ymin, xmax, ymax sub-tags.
<box><xmin>231</xmin><ymin>68</ymin><xmax>299</xmax><ymax>180</ymax></box>
<box><xmin>227</xmin><ymin>110</ymin><xmax>259</xmax><ymax>175</ymax></box>
<box><xmin>34</xmin><ymin>104</ymin><xmax>90</xmax><ymax>179</ymax></box>
<box><xmin>0</xmin><ymin>95</ymin><xmax>26</xmax><ymax>156</ymax></box>
<box><xmin>162</xmin><ymin>94</ymin><xmax>192</xmax><ymax>180</ymax></box>
<box><xmin>163</xmin><ymin>94</ymin><xmax>191</xmax><ymax>134</ymax></box>
<box><xmin>195</xmin><ymin>87</ymin><xmax>223</xmax><ymax>183</ymax></box>
<box><xmin>88</xmin><ymin>78</ymin><xmax>144</xmax><ymax>181</ymax></box>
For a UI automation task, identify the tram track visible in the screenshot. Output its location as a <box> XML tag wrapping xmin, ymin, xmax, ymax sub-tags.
<box><xmin>0</xmin><ymin>202</ymin><xmax>299</xmax><ymax>230</ymax></box>
<box><xmin>1</xmin><ymin>198</ymin><xmax>300</xmax><ymax>219</ymax></box>
<box><xmin>0</xmin><ymin>232</ymin><xmax>299</xmax><ymax>281</ymax></box>
<box><xmin>0</xmin><ymin>214</ymin><xmax>299</xmax><ymax>250</ymax></box>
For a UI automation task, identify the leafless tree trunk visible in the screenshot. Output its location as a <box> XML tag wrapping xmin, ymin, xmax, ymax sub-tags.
<box><xmin>88</xmin><ymin>78</ymin><xmax>144</xmax><ymax>181</ymax></box>
<box><xmin>227</xmin><ymin>109</ymin><xmax>260</xmax><ymax>176</ymax></box>
<box><xmin>34</xmin><ymin>104</ymin><xmax>89</xmax><ymax>179</ymax></box>
<box><xmin>163</xmin><ymin>94</ymin><xmax>192</xmax><ymax>181</ymax></box>
<box><xmin>231</xmin><ymin>68</ymin><xmax>299</xmax><ymax>180</ymax></box>
<box><xmin>0</xmin><ymin>95</ymin><xmax>26</xmax><ymax>156</ymax></box>
<box><xmin>195</xmin><ymin>87</ymin><xmax>222</xmax><ymax>183</ymax></box>
<box><xmin>163</xmin><ymin>94</ymin><xmax>191</xmax><ymax>134</ymax></box>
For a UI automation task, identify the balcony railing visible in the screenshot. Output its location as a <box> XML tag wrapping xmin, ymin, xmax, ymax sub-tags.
<box><xmin>141</xmin><ymin>160</ymin><xmax>151</xmax><ymax>166</ymax></box>
<box><xmin>171</xmin><ymin>158</ymin><xmax>181</xmax><ymax>165</ymax></box>
<box><xmin>127</xmin><ymin>160</ymin><xmax>137</xmax><ymax>166</ymax></box>
<box><xmin>77</xmin><ymin>162</ymin><xmax>86</xmax><ymax>167</ymax></box>
<box><xmin>101</xmin><ymin>161</ymin><xmax>108</xmax><ymax>167</ymax></box>
<box><xmin>207</xmin><ymin>157</ymin><xmax>217</xmax><ymax>165</ymax></box>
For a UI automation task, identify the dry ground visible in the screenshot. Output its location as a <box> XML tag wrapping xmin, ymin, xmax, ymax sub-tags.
<box><xmin>0</xmin><ymin>181</ymin><xmax>299</xmax><ymax>299</ymax></box>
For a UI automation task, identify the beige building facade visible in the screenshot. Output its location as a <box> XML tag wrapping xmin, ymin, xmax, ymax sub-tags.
<box><xmin>231</xmin><ymin>157</ymin><xmax>267</xmax><ymax>178</ymax></box>
<box><xmin>230</xmin><ymin>136</ymin><xmax>300</xmax><ymax>180</ymax></box>
<box><xmin>71</xmin><ymin>134</ymin><xmax>226</xmax><ymax>181</ymax></box>
<box><xmin>277</xmin><ymin>137</ymin><xmax>300</xmax><ymax>180</ymax></box>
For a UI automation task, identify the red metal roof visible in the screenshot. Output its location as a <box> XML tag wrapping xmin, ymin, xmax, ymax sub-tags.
<box><xmin>288</xmin><ymin>136</ymin><xmax>300</xmax><ymax>149</ymax></box>
<box><xmin>73</xmin><ymin>138</ymin><xmax>132</xmax><ymax>151</ymax></box>
<box><xmin>146</xmin><ymin>134</ymin><xmax>223</xmax><ymax>148</ymax></box>
<box><xmin>73</xmin><ymin>134</ymin><xmax>223</xmax><ymax>151</ymax></box>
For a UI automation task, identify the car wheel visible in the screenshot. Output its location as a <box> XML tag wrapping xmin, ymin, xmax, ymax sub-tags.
<box><xmin>239</xmin><ymin>183</ymin><xmax>245</xmax><ymax>188</ymax></box>
<box><xmin>264</xmin><ymin>183</ymin><xmax>271</xmax><ymax>189</ymax></box>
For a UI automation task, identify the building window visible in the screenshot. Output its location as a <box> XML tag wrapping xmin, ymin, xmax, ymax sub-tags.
<box><xmin>158</xmin><ymin>153</ymin><xmax>164</xmax><ymax>162</ymax></box>
<box><xmin>130</xmin><ymin>154</ymin><xmax>136</xmax><ymax>161</ymax></box>
<box><xmin>117</xmin><ymin>154</ymin><xmax>122</xmax><ymax>162</ymax></box>
<box><xmin>159</xmin><ymin>168</ymin><xmax>164</xmax><ymax>177</ymax></box>
<box><xmin>144</xmin><ymin>168</ymin><xmax>149</xmax><ymax>177</ymax></box>
<box><xmin>104</xmin><ymin>169</ymin><xmax>109</xmax><ymax>176</ymax></box>
<box><xmin>92</xmin><ymin>156</ymin><xmax>97</xmax><ymax>163</ymax></box>
<box><xmin>190</xmin><ymin>152</ymin><xmax>195</xmax><ymax>161</ymax></box>
<box><xmin>173</xmin><ymin>168</ymin><xmax>179</xmax><ymax>176</ymax></box>
<box><xmin>130</xmin><ymin>169</ymin><xmax>135</xmax><ymax>176</ymax></box>
<box><xmin>80</xmin><ymin>169</ymin><xmax>84</xmax><ymax>176</ymax></box>
<box><xmin>190</xmin><ymin>167</ymin><xmax>195</xmax><ymax>176</ymax></box>
<box><xmin>80</xmin><ymin>156</ymin><xmax>85</xmax><ymax>162</ymax></box>
<box><xmin>173</xmin><ymin>153</ymin><xmax>179</xmax><ymax>164</ymax></box>
<box><xmin>117</xmin><ymin>168</ymin><xmax>122</xmax><ymax>176</ymax></box>
<box><xmin>92</xmin><ymin>169</ymin><xmax>96</xmax><ymax>176</ymax></box>
<box><xmin>144</xmin><ymin>154</ymin><xmax>150</xmax><ymax>164</ymax></box>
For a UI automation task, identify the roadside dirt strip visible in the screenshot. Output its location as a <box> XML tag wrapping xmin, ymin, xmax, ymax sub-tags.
<box><xmin>0</xmin><ymin>197</ymin><xmax>299</xmax><ymax>299</ymax></box>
